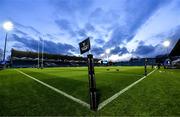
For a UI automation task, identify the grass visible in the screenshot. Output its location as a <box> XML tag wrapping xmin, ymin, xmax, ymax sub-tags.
<box><xmin>97</xmin><ymin>69</ymin><xmax>180</xmax><ymax>116</ymax></box>
<box><xmin>0</xmin><ymin>66</ymin><xmax>180</xmax><ymax>116</ymax></box>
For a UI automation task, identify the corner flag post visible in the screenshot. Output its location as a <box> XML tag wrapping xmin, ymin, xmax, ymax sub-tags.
<box><xmin>79</xmin><ymin>37</ymin><xmax>97</xmax><ymax>111</ymax></box>
<box><xmin>87</xmin><ymin>54</ymin><xmax>97</xmax><ymax>110</ymax></box>
<box><xmin>144</xmin><ymin>58</ymin><xmax>147</xmax><ymax>76</ymax></box>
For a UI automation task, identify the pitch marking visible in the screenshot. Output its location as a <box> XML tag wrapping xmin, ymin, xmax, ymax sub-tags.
<box><xmin>15</xmin><ymin>69</ymin><xmax>90</xmax><ymax>109</ymax></box>
<box><xmin>97</xmin><ymin>69</ymin><xmax>157</xmax><ymax>110</ymax></box>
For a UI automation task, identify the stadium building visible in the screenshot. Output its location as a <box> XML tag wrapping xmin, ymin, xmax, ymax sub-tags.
<box><xmin>156</xmin><ymin>39</ymin><xmax>180</xmax><ymax>68</ymax></box>
<box><xmin>10</xmin><ymin>49</ymin><xmax>101</xmax><ymax>68</ymax></box>
<box><xmin>115</xmin><ymin>58</ymin><xmax>156</xmax><ymax>66</ymax></box>
<box><xmin>169</xmin><ymin>39</ymin><xmax>180</xmax><ymax>68</ymax></box>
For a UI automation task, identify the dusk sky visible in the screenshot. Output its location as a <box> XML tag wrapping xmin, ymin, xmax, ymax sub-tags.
<box><xmin>0</xmin><ymin>0</ymin><xmax>180</xmax><ymax>61</ymax></box>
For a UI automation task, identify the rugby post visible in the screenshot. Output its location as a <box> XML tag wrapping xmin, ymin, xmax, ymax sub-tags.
<box><xmin>79</xmin><ymin>37</ymin><xmax>97</xmax><ymax>111</ymax></box>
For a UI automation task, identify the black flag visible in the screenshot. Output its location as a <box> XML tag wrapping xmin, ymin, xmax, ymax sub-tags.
<box><xmin>79</xmin><ymin>37</ymin><xmax>91</xmax><ymax>54</ymax></box>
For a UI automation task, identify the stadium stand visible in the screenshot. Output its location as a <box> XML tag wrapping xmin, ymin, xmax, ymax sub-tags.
<box><xmin>169</xmin><ymin>39</ymin><xmax>180</xmax><ymax>57</ymax></box>
<box><xmin>169</xmin><ymin>39</ymin><xmax>180</xmax><ymax>68</ymax></box>
<box><xmin>155</xmin><ymin>39</ymin><xmax>180</xmax><ymax>69</ymax></box>
<box><xmin>0</xmin><ymin>61</ymin><xmax>7</xmax><ymax>70</ymax></box>
<box><xmin>115</xmin><ymin>58</ymin><xmax>156</xmax><ymax>66</ymax></box>
<box><xmin>0</xmin><ymin>62</ymin><xmax>3</xmax><ymax>70</ymax></box>
<box><xmin>10</xmin><ymin>49</ymin><xmax>101</xmax><ymax>68</ymax></box>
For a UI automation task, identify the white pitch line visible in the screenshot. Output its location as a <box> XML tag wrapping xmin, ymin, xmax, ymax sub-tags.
<box><xmin>97</xmin><ymin>69</ymin><xmax>157</xmax><ymax>111</ymax></box>
<box><xmin>15</xmin><ymin>69</ymin><xmax>90</xmax><ymax>109</ymax></box>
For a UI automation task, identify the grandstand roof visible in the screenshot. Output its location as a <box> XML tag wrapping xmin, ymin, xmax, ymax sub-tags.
<box><xmin>169</xmin><ymin>39</ymin><xmax>180</xmax><ymax>56</ymax></box>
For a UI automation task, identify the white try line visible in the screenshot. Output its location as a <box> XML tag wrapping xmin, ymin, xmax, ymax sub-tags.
<box><xmin>97</xmin><ymin>69</ymin><xmax>157</xmax><ymax>111</ymax></box>
<box><xmin>15</xmin><ymin>69</ymin><xmax>90</xmax><ymax>109</ymax></box>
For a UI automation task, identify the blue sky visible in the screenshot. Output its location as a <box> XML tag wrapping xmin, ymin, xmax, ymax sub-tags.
<box><xmin>0</xmin><ymin>0</ymin><xmax>180</xmax><ymax>61</ymax></box>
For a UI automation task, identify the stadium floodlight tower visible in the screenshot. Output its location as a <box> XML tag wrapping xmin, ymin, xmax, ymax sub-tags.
<box><xmin>105</xmin><ymin>49</ymin><xmax>110</xmax><ymax>60</ymax></box>
<box><xmin>163</xmin><ymin>40</ymin><xmax>170</xmax><ymax>48</ymax></box>
<box><xmin>163</xmin><ymin>40</ymin><xmax>170</xmax><ymax>55</ymax></box>
<box><xmin>163</xmin><ymin>40</ymin><xmax>171</xmax><ymax>66</ymax></box>
<box><xmin>2</xmin><ymin>21</ymin><xmax>14</xmax><ymax>69</ymax></box>
<box><xmin>105</xmin><ymin>49</ymin><xmax>110</xmax><ymax>65</ymax></box>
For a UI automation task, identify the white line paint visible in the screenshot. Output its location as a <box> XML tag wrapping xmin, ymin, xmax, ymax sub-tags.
<box><xmin>97</xmin><ymin>69</ymin><xmax>157</xmax><ymax>111</ymax></box>
<box><xmin>15</xmin><ymin>69</ymin><xmax>90</xmax><ymax>109</ymax></box>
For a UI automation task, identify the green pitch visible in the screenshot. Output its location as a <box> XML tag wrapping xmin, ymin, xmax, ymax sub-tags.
<box><xmin>0</xmin><ymin>66</ymin><xmax>180</xmax><ymax>116</ymax></box>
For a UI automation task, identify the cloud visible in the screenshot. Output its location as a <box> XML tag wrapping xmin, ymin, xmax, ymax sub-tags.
<box><xmin>11</xmin><ymin>34</ymin><xmax>76</xmax><ymax>55</ymax></box>
<box><xmin>45</xmin><ymin>34</ymin><xmax>57</xmax><ymax>41</ymax></box>
<box><xmin>12</xmin><ymin>34</ymin><xmax>38</xmax><ymax>50</ymax></box>
<box><xmin>14</xmin><ymin>22</ymin><xmax>41</xmax><ymax>35</ymax></box>
<box><xmin>90</xmin><ymin>8</ymin><xmax>104</xmax><ymax>23</ymax></box>
<box><xmin>77</xmin><ymin>29</ymin><xmax>87</xmax><ymax>37</ymax></box>
<box><xmin>167</xmin><ymin>25</ymin><xmax>180</xmax><ymax>40</ymax></box>
<box><xmin>94</xmin><ymin>39</ymin><xmax>105</xmax><ymax>44</ymax></box>
<box><xmin>91</xmin><ymin>47</ymin><xmax>104</xmax><ymax>56</ymax></box>
<box><xmin>125</xmin><ymin>0</ymin><xmax>169</xmax><ymax>31</ymax></box>
<box><xmin>55</xmin><ymin>19</ymin><xmax>71</xmax><ymax>31</ymax></box>
<box><xmin>89</xmin><ymin>7</ymin><xmax>121</xmax><ymax>25</ymax></box>
<box><xmin>149</xmin><ymin>25</ymin><xmax>180</xmax><ymax>49</ymax></box>
<box><xmin>55</xmin><ymin>19</ymin><xmax>76</xmax><ymax>36</ymax></box>
<box><xmin>1</xmin><ymin>0</ymin><xmax>176</xmax><ymax>61</ymax></box>
<box><xmin>109</xmin><ymin>53</ymin><xmax>132</xmax><ymax>62</ymax></box>
<box><xmin>50</xmin><ymin>0</ymin><xmax>94</xmax><ymax>15</ymax></box>
<box><xmin>110</xmin><ymin>47</ymin><xmax>129</xmax><ymax>55</ymax></box>
<box><xmin>105</xmin><ymin>0</ymin><xmax>169</xmax><ymax>48</ymax></box>
<box><xmin>51</xmin><ymin>0</ymin><xmax>171</xmax><ymax>58</ymax></box>
<box><xmin>43</xmin><ymin>39</ymin><xmax>76</xmax><ymax>55</ymax></box>
<box><xmin>134</xmin><ymin>44</ymin><xmax>155</xmax><ymax>56</ymax></box>
<box><xmin>128</xmin><ymin>0</ymin><xmax>179</xmax><ymax>47</ymax></box>
<box><xmin>14</xmin><ymin>29</ymin><xmax>28</xmax><ymax>36</ymax></box>
<box><xmin>85</xmin><ymin>23</ymin><xmax>95</xmax><ymax>32</ymax></box>
<box><xmin>105</xmin><ymin>27</ymin><xmax>134</xmax><ymax>47</ymax></box>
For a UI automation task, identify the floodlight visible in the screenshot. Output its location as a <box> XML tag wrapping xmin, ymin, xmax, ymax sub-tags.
<box><xmin>3</xmin><ymin>21</ymin><xmax>14</xmax><ymax>31</ymax></box>
<box><xmin>2</xmin><ymin>21</ymin><xmax>14</xmax><ymax>69</ymax></box>
<box><xmin>105</xmin><ymin>49</ymin><xmax>111</xmax><ymax>54</ymax></box>
<box><xmin>163</xmin><ymin>40</ymin><xmax>170</xmax><ymax>47</ymax></box>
